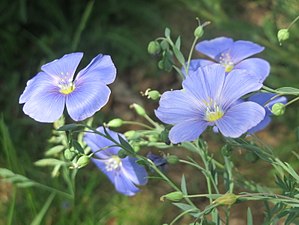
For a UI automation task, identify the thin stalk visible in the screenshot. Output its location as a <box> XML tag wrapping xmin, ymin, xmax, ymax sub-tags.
<box><xmin>170</xmin><ymin>209</ymin><xmax>195</xmax><ymax>225</ymax></box>
<box><xmin>287</xmin><ymin>15</ymin><xmax>299</xmax><ymax>30</ymax></box>
<box><xmin>122</xmin><ymin>121</ymin><xmax>154</xmax><ymax>130</ymax></box>
<box><xmin>186</xmin><ymin>36</ymin><xmax>199</xmax><ymax>74</ymax></box>
<box><xmin>284</xmin><ymin>96</ymin><xmax>299</xmax><ymax>107</ymax></box>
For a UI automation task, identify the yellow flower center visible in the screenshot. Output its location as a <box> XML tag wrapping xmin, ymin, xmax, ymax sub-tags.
<box><xmin>219</xmin><ymin>53</ymin><xmax>234</xmax><ymax>72</ymax></box>
<box><xmin>105</xmin><ymin>155</ymin><xmax>122</xmax><ymax>171</ymax></box>
<box><xmin>204</xmin><ymin>100</ymin><xmax>224</xmax><ymax>122</ymax></box>
<box><xmin>57</xmin><ymin>72</ymin><xmax>76</xmax><ymax>95</ymax></box>
<box><xmin>59</xmin><ymin>83</ymin><xmax>75</xmax><ymax>95</ymax></box>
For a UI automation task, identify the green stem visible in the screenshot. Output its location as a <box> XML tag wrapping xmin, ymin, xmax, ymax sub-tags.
<box><xmin>186</xmin><ymin>36</ymin><xmax>199</xmax><ymax>74</ymax></box>
<box><xmin>287</xmin><ymin>15</ymin><xmax>299</xmax><ymax>30</ymax></box>
<box><xmin>122</xmin><ymin>121</ymin><xmax>154</xmax><ymax>130</ymax></box>
<box><xmin>284</xmin><ymin>96</ymin><xmax>299</xmax><ymax>107</ymax></box>
<box><xmin>34</xmin><ymin>182</ymin><xmax>73</xmax><ymax>199</ymax></box>
<box><xmin>143</xmin><ymin>114</ymin><xmax>162</xmax><ymax>130</ymax></box>
<box><xmin>170</xmin><ymin>209</ymin><xmax>195</xmax><ymax>225</ymax></box>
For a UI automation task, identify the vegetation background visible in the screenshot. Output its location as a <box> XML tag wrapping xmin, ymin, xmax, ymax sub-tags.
<box><xmin>1</xmin><ymin>0</ymin><xmax>299</xmax><ymax>224</ymax></box>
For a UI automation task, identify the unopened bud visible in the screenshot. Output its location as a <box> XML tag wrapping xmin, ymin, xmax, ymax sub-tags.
<box><xmin>130</xmin><ymin>103</ymin><xmax>146</xmax><ymax>116</ymax></box>
<box><xmin>271</xmin><ymin>103</ymin><xmax>285</xmax><ymax>116</ymax></box>
<box><xmin>118</xmin><ymin>149</ymin><xmax>128</xmax><ymax>158</ymax></box>
<box><xmin>124</xmin><ymin>130</ymin><xmax>136</xmax><ymax>139</ymax></box>
<box><xmin>148</xmin><ymin>41</ymin><xmax>161</xmax><ymax>55</ymax></box>
<box><xmin>75</xmin><ymin>155</ymin><xmax>90</xmax><ymax>168</ymax></box>
<box><xmin>194</xmin><ymin>26</ymin><xmax>204</xmax><ymax>38</ymax></box>
<box><xmin>160</xmin><ymin>40</ymin><xmax>169</xmax><ymax>50</ymax></box>
<box><xmin>107</xmin><ymin>118</ymin><xmax>123</xmax><ymax>128</ymax></box>
<box><xmin>214</xmin><ymin>193</ymin><xmax>238</xmax><ymax>206</ymax></box>
<box><xmin>160</xmin><ymin>191</ymin><xmax>184</xmax><ymax>202</ymax></box>
<box><xmin>166</xmin><ymin>155</ymin><xmax>179</xmax><ymax>164</ymax></box>
<box><xmin>145</xmin><ymin>89</ymin><xmax>161</xmax><ymax>100</ymax></box>
<box><xmin>277</xmin><ymin>29</ymin><xmax>289</xmax><ymax>45</ymax></box>
<box><xmin>64</xmin><ymin>149</ymin><xmax>76</xmax><ymax>160</ymax></box>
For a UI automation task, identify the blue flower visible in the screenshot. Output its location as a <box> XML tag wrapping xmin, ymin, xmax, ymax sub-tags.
<box><xmin>247</xmin><ymin>93</ymin><xmax>287</xmax><ymax>134</ymax></box>
<box><xmin>147</xmin><ymin>152</ymin><xmax>167</xmax><ymax>172</ymax></box>
<box><xmin>189</xmin><ymin>37</ymin><xmax>270</xmax><ymax>82</ymax></box>
<box><xmin>155</xmin><ymin>64</ymin><xmax>266</xmax><ymax>144</ymax></box>
<box><xmin>84</xmin><ymin>127</ymin><xmax>148</xmax><ymax>196</ymax></box>
<box><xmin>19</xmin><ymin>52</ymin><xmax>116</xmax><ymax>123</ymax></box>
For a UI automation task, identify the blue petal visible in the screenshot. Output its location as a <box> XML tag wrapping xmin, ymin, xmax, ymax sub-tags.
<box><xmin>22</xmin><ymin>84</ymin><xmax>65</xmax><ymax>123</ymax></box>
<box><xmin>66</xmin><ymin>77</ymin><xmax>111</xmax><ymax>121</ymax></box>
<box><xmin>41</xmin><ymin>53</ymin><xmax>83</xmax><ymax>79</ymax></box>
<box><xmin>155</xmin><ymin>90</ymin><xmax>203</xmax><ymax>124</ymax></box>
<box><xmin>195</xmin><ymin>37</ymin><xmax>234</xmax><ymax>60</ymax></box>
<box><xmin>247</xmin><ymin>115</ymin><xmax>272</xmax><ymax>134</ymax></box>
<box><xmin>77</xmin><ymin>54</ymin><xmax>116</xmax><ymax>85</ymax></box>
<box><xmin>228</xmin><ymin>40</ymin><xmax>264</xmax><ymax>63</ymax></box>
<box><xmin>216</xmin><ymin>102</ymin><xmax>265</xmax><ymax>138</ymax></box>
<box><xmin>121</xmin><ymin>156</ymin><xmax>148</xmax><ymax>185</ymax></box>
<box><xmin>234</xmin><ymin>58</ymin><xmax>270</xmax><ymax>82</ymax></box>
<box><xmin>114</xmin><ymin>171</ymin><xmax>140</xmax><ymax>196</ymax></box>
<box><xmin>169</xmin><ymin>119</ymin><xmax>208</xmax><ymax>144</ymax></box>
<box><xmin>183</xmin><ymin>64</ymin><xmax>226</xmax><ymax>103</ymax></box>
<box><xmin>188</xmin><ymin>59</ymin><xmax>214</xmax><ymax>72</ymax></box>
<box><xmin>248</xmin><ymin>93</ymin><xmax>287</xmax><ymax>114</ymax></box>
<box><xmin>221</xmin><ymin>69</ymin><xmax>262</xmax><ymax>109</ymax></box>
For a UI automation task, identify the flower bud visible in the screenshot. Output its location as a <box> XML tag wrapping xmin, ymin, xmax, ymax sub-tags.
<box><xmin>160</xmin><ymin>191</ymin><xmax>184</xmax><ymax>202</ymax></box>
<box><xmin>277</xmin><ymin>29</ymin><xmax>289</xmax><ymax>44</ymax></box>
<box><xmin>166</xmin><ymin>155</ymin><xmax>179</xmax><ymax>164</ymax></box>
<box><xmin>75</xmin><ymin>155</ymin><xmax>90</xmax><ymax>168</ymax></box>
<box><xmin>213</xmin><ymin>193</ymin><xmax>238</xmax><ymax>206</ymax></box>
<box><xmin>147</xmin><ymin>41</ymin><xmax>161</xmax><ymax>55</ymax></box>
<box><xmin>145</xmin><ymin>89</ymin><xmax>161</xmax><ymax>100</ymax></box>
<box><xmin>130</xmin><ymin>103</ymin><xmax>146</xmax><ymax>116</ymax></box>
<box><xmin>160</xmin><ymin>40</ymin><xmax>169</xmax><ymax>50</ymax></box>
<box><xmin>271</xmin><ymin>103</ymin><xmax>285</xmax><ymax>116</ymax></box>
<box><xmin>64</xmin><ymin>149</ymin><xmax>76</xmax><ymax>160</ymax></box>
<box><xmin>107</xmin><ymin>118</ymin><xmax>123</xmax><ymax>128</ymax></box>
<box><xmin>118</xmin><ymin>149</ymin><xmax>128</xmax><ymax>158</ymax></box>
<box><xmin>194</xmin><ymin>26</ymin><xmax>204</xmax><ymax>38</ymax></box>
<box><xmin>124</xmin><ymin>130</ymin><xmax>136</xmax><ymax>139</ymax></box>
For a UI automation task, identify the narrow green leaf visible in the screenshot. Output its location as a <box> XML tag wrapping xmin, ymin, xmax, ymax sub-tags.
<box><xmin>34</xmin><ymin>159</ymin><xmax>66</xmax><ymax>167</ymax></box>
<box><xmin>164</xmin><ymin>27</ymin><xmax>171</xmax><ymax>38</ymax></box>
<box><xmin>71</xmin><ymin>140</ymin><xmax>84</xmax><ymax>153</ymax></box>
<box><xmin>118</xmin><ymin>134</ymin><xmax>135</xmax><ymax>154</ymax></box>
<box><xmin>276</xmin><ymin>87</ymin><xmax>299</xmax><ymax>95</ymax></box>
<box><xmin>181</xmin><ymin>175</ymin><xmax>188</xmax><ymax>195</ymax></box>
<box><xmin>173</xmin><ymin>46</ymin><xmax>186</xmax><ymax>67</ymax></box>
<box><xmin>45</xmin><ymin>145</ymin><xmax>65</xmax><ymax>156</ymax></box>
<box><xmin>30</xmin><ymin>193</ymin><xmax>56</xmax><ymax>225</ymax></box>
<box><xmin>247</xmin><ymin>207</ymin><xmax>253</xmax><ymax>225</ymax></box>
<box><xmin>175</xmin><ymin>36</ymin><xmax>181</xmax><ymax>50</ymax></box>
<box><xmin>57</xmin><ymin>124</ymin><xmax>85</xmax><ymax>131</ymax></box>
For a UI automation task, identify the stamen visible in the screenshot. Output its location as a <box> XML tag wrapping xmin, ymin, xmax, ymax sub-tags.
<box><xmin>105</xmin><ymin>156</ymin><xmax>122</xmax><ymax>171</ymax></box>
<box><xmin>219</xmin><ymin>53</ymin><xmax>234</xmax><ymax>72</ymax></box>
<box><xmin>57</xmin><ymin>74</ymin><xmax>75</xmax><ymax>94</ymax></box>
<box><xmin>205</xmin><ymin>101</ymin><xmax>224</xmax><ymax>122</ymax></box>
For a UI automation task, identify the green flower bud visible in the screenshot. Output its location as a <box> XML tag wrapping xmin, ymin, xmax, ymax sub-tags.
<box><xmin>75</xmin><ymin>155</ymin><xmax>90</xmax><ymax>168</ymax></box>
<box><xmin>160</xmin><ymin>191</ymin><xmax>184</xmax><ymax>202</ymax></box>
<box><xmin>214</xmin><ymin>193</ymin><xmax>238</xmax><ymax>206</ymax></box>
<box><xmin>144</xmin><ymin>89</ymin><xmax>161</xmax><ymax>100</ymax></box>
<box><xmin>147</xmin><ymin>41</ymin><xmax>161</xmax><ymax>55</ymax></box>
<box><xmin>277</xmin><ymin>29</ymin><xmax>290</xmax><ymax>44</ymax></box>
<box><xmin>64</xmin><ymin>149</ymin><xmax>76</xmax><ymax>160</ymax></box>
<box><xmin>130</xmin><ymin>103</ymin><xmax>146</xmax><ymax>116</ymax></box>
<box><xmin>166</xmin><ymin>155</ymin><xmax>179</xmax><ymax>164</ymax></box>
<box><xmin>118</xmin><ymin>149</ymin><xmax>128</xmax><ymax>158</ymax></box>
<box><xmin>160</xmin><ymin>40</ymin><xmax>169</xmax><ymax>50</ymax></box>
<box><xmin>271</xmin><ymin>103</ymin><xmax>285</xmax><ymax>116</ymax></box>
<box><xmin>124</xmin><ymin>130</ymin><xmax>136</xmax><ymax>139</ymax></box>
<box><xmin>194</xmin><ymin>26</ymin><xmax>204</xmax><ymax>38</ymax></box>
<box><xmin>107</xmin><ymin>118</ymin><xmax>123</xmax><ymax>128</ymax></box>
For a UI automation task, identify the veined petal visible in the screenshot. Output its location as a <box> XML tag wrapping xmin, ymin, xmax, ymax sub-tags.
<box><xmin>248</xmin><ymin>93</ymin><xmax>287</xmax><ymax>113</ymax></box>
<box><xmin>155</xmin><ymin>90</ymin><xmax>204</xmax><ymax>124</ymax></box>
<box><xmin>183</xmin><ymin>64</ymin><xmax>225</xmax><ymax>102</ymax></box>
<box><xmin>221</xmin><ymin>69</ymin><xmax>262</xmax><ymax>109</ymax></box>
<box><xmin>41</xmin><ymin>52</ymin><xmax>83</xmax><ymax>80</ymax></box>
<box><xmin>216</xmin><ymin>102</ymin><xmax>265</xmax><ymax>138</ymax></box>
<box><xmin>77</xmin><ymin>54</ymin><xmax>116</xmax><ymax>85</ymax></box>
<box><xmin>22</xmin><ymin>86</ymin><xmax>65</xmax><ymax>123</ymax></box>
<box><xmin>121</xmin><ymin>157</ymin><xmax>148</xmax><ymax>185</ymax></box>
<box><xmin>114</xmin><ymin>171</ymin><xmax>140</xmax><ymax>196</ymax></box>
<box><xmin>188</xmin><ymin>59</ymin><xmax>214</xmax><ymax>72</ymax></box>
<box><xmin>229</xmin><ymin>41</ymin><xmax>264</xmax><ymax>63</ymax></box>
<box><xmin>235</xmin><ymin>58</ymin><xmax>270</xmax><ymax>82</ymax></box>
<box><xmin>195</xmin><ymin>37</ymin><xmax>234</xmax><ymax>60</ymax></box>
<box><xmin>19</xmin><ymin>72</ymin><xmax>54</xmax><ymax>103</ymax></box>
<box><xmin>66</xmin><ymin>78</ymin><xmax>111</xmax><ymax>121</ymax></box>
<box><xmin>247</xmin><ymin>115</ymin><xmax>272</xmax><ymax>134</ymax></box>
<box><xmin>169</xmin><ymin>119</ymin><xmax>208</xmax><ymax>144</ymax></box>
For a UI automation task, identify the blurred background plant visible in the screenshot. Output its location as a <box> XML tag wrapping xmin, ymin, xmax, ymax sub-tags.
<box><xmin>1</xmin><ymin>0</ymin><xmax>299</xmax><ymax>224</ymax></box>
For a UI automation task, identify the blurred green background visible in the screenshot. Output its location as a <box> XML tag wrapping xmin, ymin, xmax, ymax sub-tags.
<box><xmin>1</xmin><ymin>0</ymin><xmax>299</xmax><ymax>224</ymax></box>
